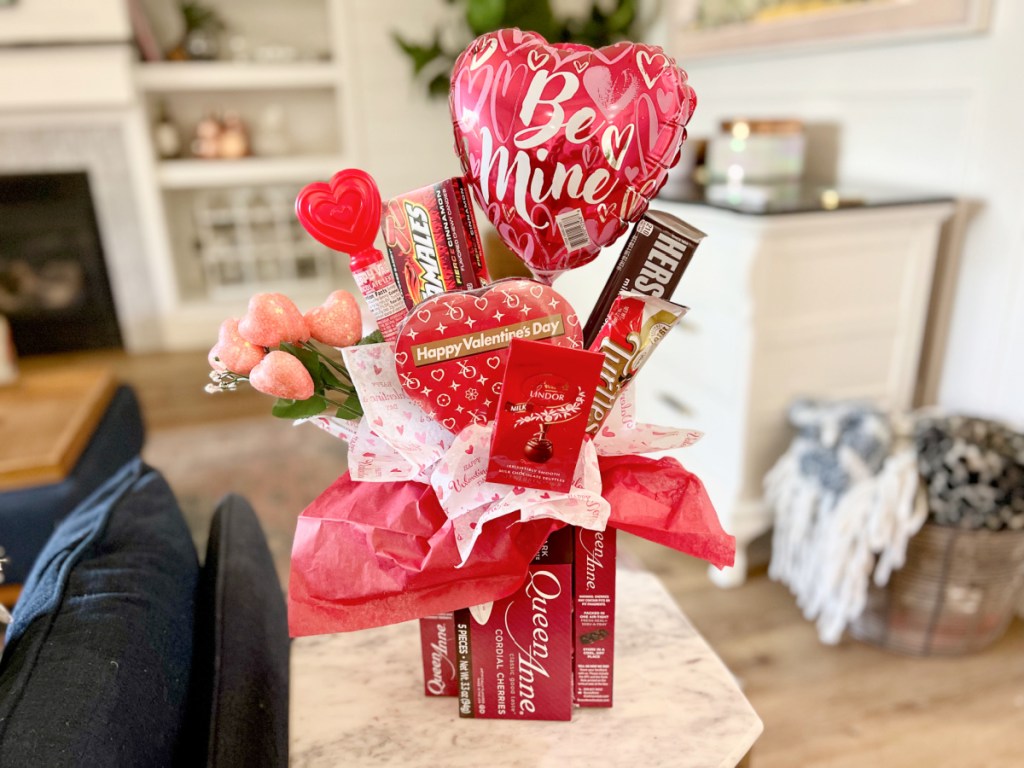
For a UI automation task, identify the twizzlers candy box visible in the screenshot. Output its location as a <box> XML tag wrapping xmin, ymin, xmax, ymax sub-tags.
<box><xmin>455</xmin><ymin>528</ymin><xmax>575</xmax><ymax>720</ymax></box>
<box><xmin>381</xmin><ymin>177</ymin><xmax>488</xmax><ymax>309</ymax></box>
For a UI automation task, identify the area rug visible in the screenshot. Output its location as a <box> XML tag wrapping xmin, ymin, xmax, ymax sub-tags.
<box><xmin>144</xmin><ymin>417</ymin><xmax>348</xmax><ymax>585</ymax></box>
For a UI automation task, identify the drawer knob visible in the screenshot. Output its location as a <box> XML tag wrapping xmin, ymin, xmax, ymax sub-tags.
<box><xmin>658</xmin><ymin>393</ymin><xmax>695</xmax><ymax>416</ymax></box>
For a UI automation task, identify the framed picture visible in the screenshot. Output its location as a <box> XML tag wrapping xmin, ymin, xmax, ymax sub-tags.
<box><xmin>672</xmin><ymin>0</ymin><xmax>992</xmax><ymax>60</ymax></box>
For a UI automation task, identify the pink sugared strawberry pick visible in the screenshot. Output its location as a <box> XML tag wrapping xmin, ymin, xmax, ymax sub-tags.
<box><xmin>248</xmin><ymin>350</ymin><xmax>315</xmax><ymax>400</ymax></box>
<box><xmin>209</xmin><ymin>317</ymin><xmax>266</xmax><ymax>375</ymax></box>
<box><xmin>305</xmin><ymin>290</ymin><xmax>362</xmax><ymax>348</ymax></box>
<box><xmin>238</xmin><ymin>292</ymin><xmax>310</xmax><ymax>347</ymax></box>
<box><xmin>206</xmin><ymin>289</ymin><xmax>381</xmax><ymax>421</ymax></box>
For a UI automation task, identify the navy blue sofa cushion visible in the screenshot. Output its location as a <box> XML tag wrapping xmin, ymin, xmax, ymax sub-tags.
<box><xmin>0</xmin><ymin>385</ymin><xmax>146</xmax><ymax>584</ymax></box>
<box><xmin>0</xmin><ymin>459</ymin><xmax>198</xmax><ymax>767</ymax></box>
<box><xmin>185</xmin><ymin>494</ymin><xmax>289</xmax><ymax>768</ymax></box>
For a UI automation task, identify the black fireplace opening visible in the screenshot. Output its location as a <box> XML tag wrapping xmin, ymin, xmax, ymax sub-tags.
<box><xmin>0</xmin><ymin>172</ymin><xmax>123</xmax><ymax>355</ymax></box>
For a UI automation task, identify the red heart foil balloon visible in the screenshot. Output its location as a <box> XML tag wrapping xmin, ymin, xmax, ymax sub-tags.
<box><xmin>395</xmin><ymin>278</ymin><xmax>582</xmax><ymax>433</ymax></box>
<box><xmin>450</xmin><ymin>29</ymin><xmax>696</xmax><ymax>279</ymax></box>
<box><xmin>295</xmin><ymin>168</ymin><xmax>381</xmax><ymax>253</ymax></box>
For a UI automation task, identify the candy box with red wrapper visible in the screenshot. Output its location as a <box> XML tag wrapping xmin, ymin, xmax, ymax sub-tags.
<box><xmin>455</xmin><ymin>527</ymin><xmax>575</xmax><ymax>720</ymax></box>
<box><xmin>206</xmin><ymin>26</ymin><xmax>736</xmax><ymax>724</ymax></box>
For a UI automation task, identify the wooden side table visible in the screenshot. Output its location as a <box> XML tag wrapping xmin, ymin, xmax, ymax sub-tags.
<box><xmin>0</xmin><ymin>365</ymin><xmax>116</xmax><ymax>607</ymax></box>
<box><xmin>0</xmin><ymin>366</ymin><xmax>116</xmax><ymax>492</ymax></box>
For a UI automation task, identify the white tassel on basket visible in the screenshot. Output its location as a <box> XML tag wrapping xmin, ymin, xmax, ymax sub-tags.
<box><xmin>766</xmin><ymin>408</ymin><xmax>928</xmax><ymax>644</ymax></box>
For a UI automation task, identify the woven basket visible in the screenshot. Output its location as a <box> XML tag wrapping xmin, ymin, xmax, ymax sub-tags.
<box><xmin>850</xmin><ymin>523</ymin><xmax>1024</xmax><ymax>656</ymax></box>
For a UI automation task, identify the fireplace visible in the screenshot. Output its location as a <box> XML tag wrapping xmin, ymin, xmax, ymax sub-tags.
<box><xmin>0</xmin><ymin>77</ymin><xmax>166</xmax><ymax>353</ymax></box>
<box><xmin>0</xmin><ymin>172</ymin><xmax>122</xmax><ymax>354</ymax></box>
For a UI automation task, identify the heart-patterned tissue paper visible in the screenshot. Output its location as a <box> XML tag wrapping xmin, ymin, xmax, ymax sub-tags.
<box><xmin>394</xmin><ymin>278</ymin><xmax>582</xmax><ymax>434</ymax></box>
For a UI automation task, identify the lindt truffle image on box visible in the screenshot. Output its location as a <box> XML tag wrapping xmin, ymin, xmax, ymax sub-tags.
<box><xmin>381</xmin><ymin>177</ymin><xmax>487</xmax><ymax>309</ymax></box>
<box><xmin>583</xmin><ymin>210</ymin><xmax>705</xmax><ymax>347</ymax></box>
<box><xmin>455</xmin><ymin>528</ymin><xmax>575</xmax><ymax>721</ymax></box>
<box><xmin>487</xmin><ymin>339</ymin><xmax>604</xmax><ymax>493</ymax></box>
<box><xmin>574</xmin><ymin>528</ymin><xmax>616</xmax><ymax>707</ymax></box>
<box><xmin>419</xmin><ymin>613</ymin><xmax>458</xmax><ymax>697</ymax></box>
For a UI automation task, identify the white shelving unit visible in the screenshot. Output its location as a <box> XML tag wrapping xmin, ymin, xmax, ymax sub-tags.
<box><xmin>135</xmin><ymin>0</ymin><xmax>359</xmax><ymax>349</ymax></box>
<box><xmin>136</xmin><ymin>61</ymin><xmax>339</xmax><ymax>91</ymax></box>
<box><xmin>155</xmin><ymin>154</ymin><xmax>351</xmax><ymax>189</ymax></box>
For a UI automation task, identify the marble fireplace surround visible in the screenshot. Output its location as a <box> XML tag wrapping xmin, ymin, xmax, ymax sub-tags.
<box><xmin>0</xmin><ymin>46</ymin><xmax>168</xmax><ymax>352</ymax></box>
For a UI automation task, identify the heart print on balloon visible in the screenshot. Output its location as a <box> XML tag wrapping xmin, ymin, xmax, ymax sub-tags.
<box><xmin>450</xmin><ymin>28</ymin><xmax>697</xmax><ymax>279</ymax></box>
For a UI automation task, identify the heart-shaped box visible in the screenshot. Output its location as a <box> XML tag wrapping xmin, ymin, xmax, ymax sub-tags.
<box><xmin>394</xmin><ymin>279</ymin><xmax>582</xmax><ymax>433</ymax></box>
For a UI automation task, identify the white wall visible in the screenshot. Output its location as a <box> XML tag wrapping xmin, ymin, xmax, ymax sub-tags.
<box><xmin>648</xmin><ymin>2</ymin><xmax>1024</xmax><ymax>424</ymax></box>
<box><xmin>346</xmin><ymin>1</ymin><xmax>1024</xmax><ymax>423</ymax></box>
<box><xmin>343</xmin><ymin>0</ymin><xmax>463</xmax><ymax>198</ymax></box>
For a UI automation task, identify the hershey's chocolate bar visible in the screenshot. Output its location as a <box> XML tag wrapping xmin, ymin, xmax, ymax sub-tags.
<box><xmin>582</xmin><ymin>210</ymin><xmax>705</xmax><ymax>347</ymax></box>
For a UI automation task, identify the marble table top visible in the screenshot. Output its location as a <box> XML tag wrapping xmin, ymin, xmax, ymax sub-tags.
<box><xmin>290</xmin><ymin>565</ymin><xmax>762</xmax><ymax>767</ymax></box>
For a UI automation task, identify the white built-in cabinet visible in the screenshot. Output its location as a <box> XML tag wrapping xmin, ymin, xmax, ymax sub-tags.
<box><xmin>134</xmin><ymin>0</ymin><xmax>359</xmax><ymax>348</ymax></box>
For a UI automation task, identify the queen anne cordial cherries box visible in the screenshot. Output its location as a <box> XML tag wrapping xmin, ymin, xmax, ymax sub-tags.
<box><xmin>574</xmin><ymin>527</ymin><xmax>616</xmax><ymax>707</ymax></box>
<box><xmin>455</xmin><ymin>527</ymin><xmax>575</xmax><ymax>720</ymax></box>
<box><xmin>381</xmin><ymin>177</ymin><xmax>488</xmax><ymax>309</ymax></box>
<box><xmin>419</xmin><ymin>613</ymin><xmax>458</xmax><ymax>697</ymax></box>
<box><xmin>487</xmin><ymin>339</ymin><xmax>604</xmax><ymax>493</ymax></box>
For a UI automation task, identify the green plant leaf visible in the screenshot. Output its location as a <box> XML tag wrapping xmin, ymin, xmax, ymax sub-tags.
<box><xmin>466</xmin><ymin>0</ymin><xmax>505</xmax><ymax>35</ymax></box>
<box><xmin>335</xmin><ymin>392</ymin><xmax>364</xmax><ymax>420</ymax></box>
<box><xmin>319</xmin><ymin>363</ymin><xmax>348</xmax><ymax>391</ymax></box>
<box><xmin>357</xmin><ymin>330</ymin><xmax>386</xmax><ymax>346</ymax></box>
<box><xmin>392</xmin><ymin>31</ymin><xmax>444</xmax><ymax>75</ymax></box>
<box><xmin>271</xmin><ymin>395</ymin><xmax>328</xmax><ymax>419</ymax></box>
<box><xmin>605</xmin><ymin>0</ymin><xmax>636</xmax><ymax>35</ymax></box>
<box><xmin>428</xmin><ymin>72</ymin><xmax>452</xmax><ymax>98</ymax></box>
<box><xmin>280</xmin><ymin>342</ymin><xmax>324</xmax><ymax>391</ymax></box>
<box><xmin>504</xmin><ymin>0</ymin><xmax>559</xmax><ymax>41</ymax></box>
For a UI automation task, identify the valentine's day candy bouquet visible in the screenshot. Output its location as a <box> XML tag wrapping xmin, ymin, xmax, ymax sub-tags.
<box><xmin>207</xmin><ymin>28</ymin><xmax>734</xmax><ymax>721</ymax></box>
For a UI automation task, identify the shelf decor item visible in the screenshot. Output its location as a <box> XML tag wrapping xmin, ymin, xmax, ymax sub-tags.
<box><xmin>168</xmin><ymin>0</ymin><xmax>226</xmax><ymax>61</ymax></box>
<box><xmin>206</xmin><ymin>27</ymin><xmax>733</xmax><ymax>721</ymax></box>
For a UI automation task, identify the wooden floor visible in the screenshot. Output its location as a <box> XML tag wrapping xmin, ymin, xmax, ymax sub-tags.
<box><xmin>28</xmin><ymin>349</ymin><xmax>1024</xmax><ymax>767</ymax></box>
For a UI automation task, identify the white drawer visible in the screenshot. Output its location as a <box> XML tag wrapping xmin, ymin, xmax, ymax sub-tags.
<box><xmin>650</xmin><ymin>311</ymin><xmax>750</xmax><ymax>408</ymax></box>
<box><xmin>637</xmin><ymin>375</ymin><xmax>744</xmax><ymax>493</ymax></box>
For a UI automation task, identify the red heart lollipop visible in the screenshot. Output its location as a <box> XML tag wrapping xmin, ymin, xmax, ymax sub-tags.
<box><xmin>395</xmin><ymin>279</ymin><xmax>582</xmax><ymax>434</ymax></box>
<box><xmin>295</xmin><ymin>168</ymin><xmax>408</xmax><ymax>342</ymax></box>
<box><xmin>295</xmin><ymin>168</ymin><xmax>381</xmax><ymax>253</ymax></box>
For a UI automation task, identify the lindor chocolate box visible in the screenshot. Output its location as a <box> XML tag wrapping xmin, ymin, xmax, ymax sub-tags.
<box><xmin>574</xmin><ymin>527</ymin><xmax>616</xmax><ymax>707</ymax></box>
<box><xmin>487</xmin><ymin>339</ymin><xmax>604</xmax><ymax>493</ymax></box>
<box><xmin>381</xmin><ymin>177</ymin><xmax>486</xmax><ymax>309</ymax></box>
<box><xmin>419</xmin><ymin>613</ymin><xmax>458</xmax><ymax>697</ymax></box>
<box><xmin>455</xmin><ymin>527</ymin><xmax>575</xmax><ymax>720</ymax></box>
